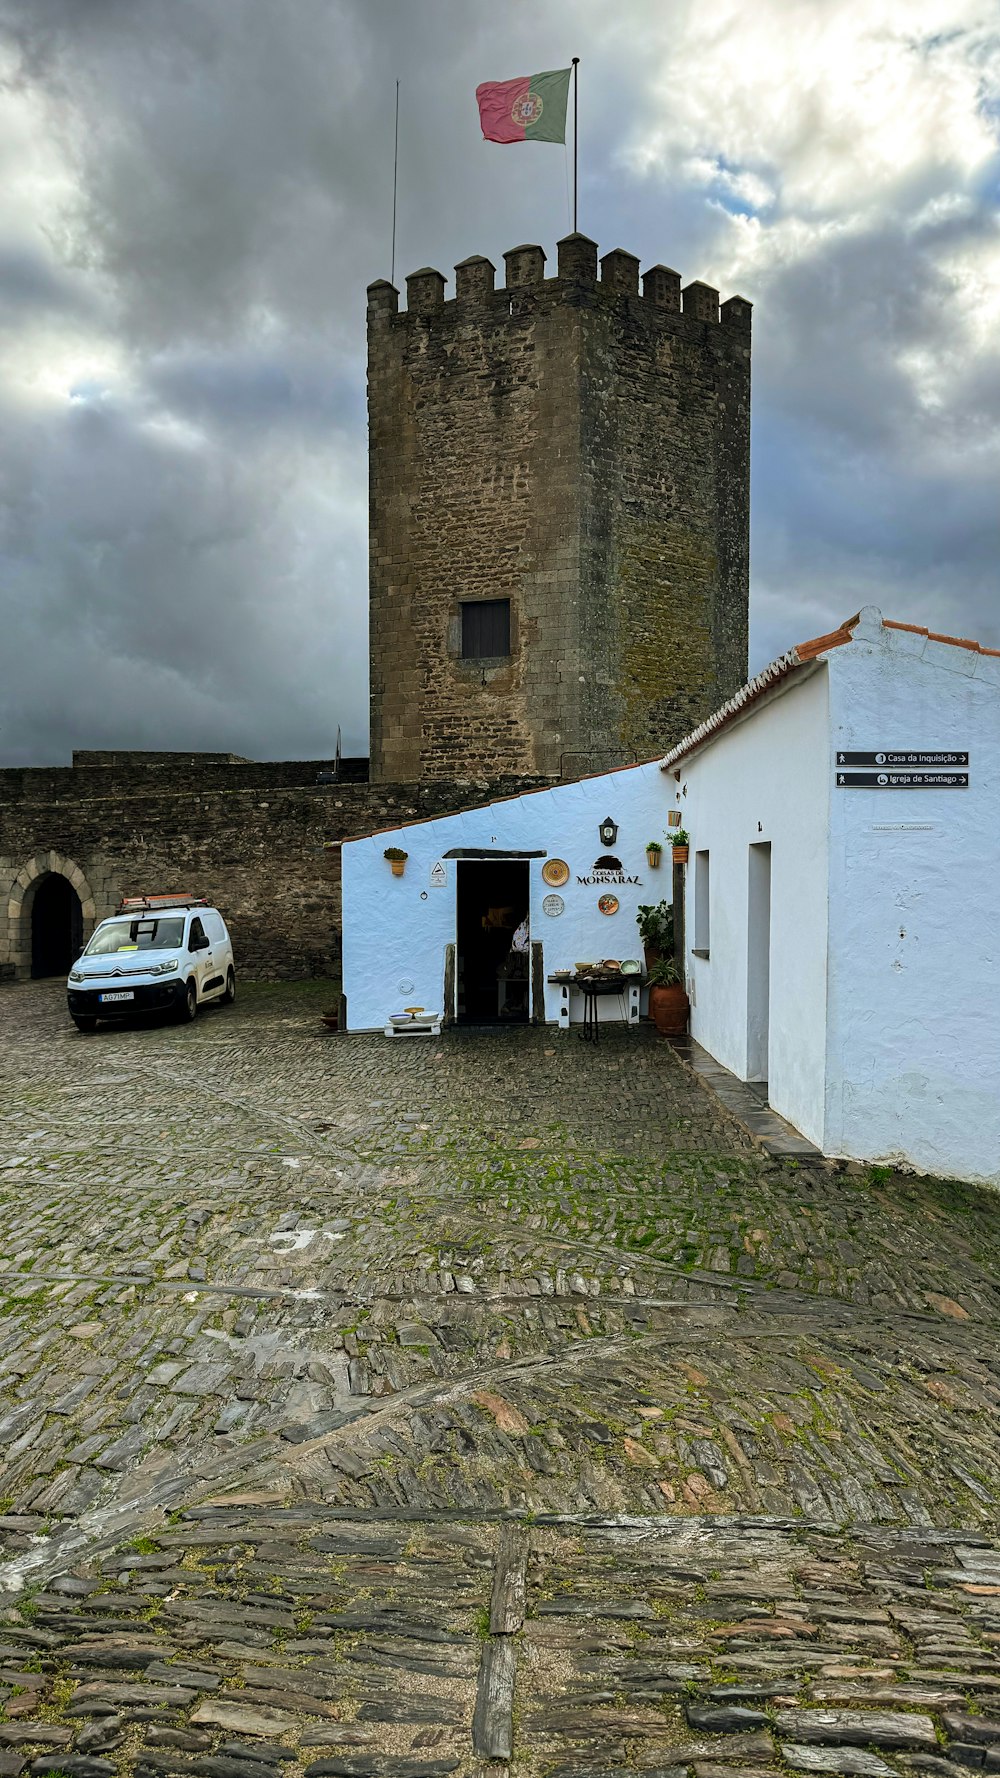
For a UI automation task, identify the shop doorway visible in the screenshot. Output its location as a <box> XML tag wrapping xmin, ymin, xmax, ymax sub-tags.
<box><xmin>31</xmin><ymin>873</ymin><xmax>84</xmax><ymax>979</ymax></box>
<box><xmin>746</xmin><ymin>842</ymin><xmax>771</xmax><ymax>1083</ymax></box>
<box><xmin>456</xmin><ymin>859</ymin><xmax>530</xmax><ymax>1026</ymax></box>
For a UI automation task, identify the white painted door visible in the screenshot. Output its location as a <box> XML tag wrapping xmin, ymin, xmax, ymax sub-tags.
<box><xmin>746</xmin><ymin>842</ymin><xmax>771</xmax><ymax>1083</ymax></box>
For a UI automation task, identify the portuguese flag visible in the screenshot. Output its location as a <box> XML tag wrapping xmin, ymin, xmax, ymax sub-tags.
<box><xmin>476</xmin><ymin>68</ymin><xmax>571</xmax><ymax>144</ymax></box>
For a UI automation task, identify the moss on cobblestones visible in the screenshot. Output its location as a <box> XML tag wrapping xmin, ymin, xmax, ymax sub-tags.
<box><xmin>1</xmin><ymin>985</ymin><xmax>1000</xmax><ymax>1642</ymax></box>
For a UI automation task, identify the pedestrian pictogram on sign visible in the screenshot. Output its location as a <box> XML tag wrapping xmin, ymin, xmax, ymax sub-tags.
<box><xmin>835</xmin><ymin>750</ymin><xmax>968</xmax><ymax>768</ymax></box>
<box><xmin>835</xmin><ymin>771</ymin><xmax>968</xmax><ymax>789</ymax></box>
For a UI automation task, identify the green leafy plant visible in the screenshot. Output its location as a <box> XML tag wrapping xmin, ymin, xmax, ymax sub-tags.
<box><xmin>383</xmin><ymin>847</ymin><xmax>408</xmax><ymax>862</ymax></box>
<box><xmin>637</xmin><ymin>900</ymin><xmax>674</xmax><ymax>951</ymax></box>
<box><xmin>671</xmin><ymin>828</ymin><xmax>690</xmax><ymax>848</ymax></box>
<box><xmin>645</xmin><ymin>840</ymin><xmax>663</xmax><ymax>854</ymax></box>
<box><xmin>647</xmin><ymin>957</ymin><xmax>683</xmax><ymax>987</ymax></box>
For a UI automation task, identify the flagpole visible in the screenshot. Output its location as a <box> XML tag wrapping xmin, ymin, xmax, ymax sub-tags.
<box><xmin>572</xmin><ymin>57</ymin><xmax>579</xmax><ymax>232</ymax></box>
<box><xmin>391</xmin><ymin>78</ymin><xmax>400</xmax><ymax>286</ymax></box>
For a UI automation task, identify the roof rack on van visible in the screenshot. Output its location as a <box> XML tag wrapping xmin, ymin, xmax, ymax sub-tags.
<box><xmin>117</xmin><ymin>894</ymin><xmax>209</xmax><ymax>913</ymax></box>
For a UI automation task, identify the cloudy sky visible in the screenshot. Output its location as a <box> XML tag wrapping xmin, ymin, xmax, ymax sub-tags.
<box><xmin>1</xmin><ymin>0</ymin><xmax>998</xmax><ymax>766</ymax></box>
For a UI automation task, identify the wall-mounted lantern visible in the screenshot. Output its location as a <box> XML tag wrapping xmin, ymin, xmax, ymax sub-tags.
<box><xmin>599</xmin><ymin>816</ymin><xmax>619</xmax><ymax>847</ymax></box>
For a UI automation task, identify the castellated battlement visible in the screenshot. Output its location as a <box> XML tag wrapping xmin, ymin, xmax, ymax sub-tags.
<box><xmin>366</xmin><ymin>233</ymin><xmax>751</xmax><ymax>336</ymax></box>
<box><xmin>367</xmin><ymin>231</ymin><xmax>752</xmax><ymax>786</ymax></box>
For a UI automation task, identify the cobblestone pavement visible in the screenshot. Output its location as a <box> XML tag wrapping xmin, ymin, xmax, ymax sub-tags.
<box><xmin>1</xmin><ymin>981</ymin><xmax>1000</xmax><ymax>1777</ymax></box>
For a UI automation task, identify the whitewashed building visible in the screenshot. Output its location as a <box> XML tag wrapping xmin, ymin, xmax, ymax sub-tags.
<box><xmin>340</xmin><ymin>761</ymin><xmax>671</xmax><ymax>1035</ymax></box>
<box><xmin>340</xmin><ymin>607</ymin><xmax>1000</xmax><ymax>1185</ymax></box>
<box><xmin>667</xmin><ymin>606</ymin><xmax>999</xmax><ymax>1185</ymax></box>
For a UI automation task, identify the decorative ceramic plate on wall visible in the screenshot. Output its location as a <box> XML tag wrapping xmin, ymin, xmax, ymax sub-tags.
<box><xmin>542</xmin><ymin>858</ymin><xmax>570</xmax><ymax>887</ymax></box>
<box><xmin>598</xmin><ymin>894</ymin><xmax>619</xmax><ymax>915</ymax></box>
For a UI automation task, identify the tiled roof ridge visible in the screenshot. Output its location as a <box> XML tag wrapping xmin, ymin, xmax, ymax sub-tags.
<box><xmin>660</xmin><ymin>608</ymin><xmax>1000</xmax><ymax>771</ymax></box>
<box><xmin>794</xmin><ymin>614</ymin><xmax>861</xmax><ymax>661</ymax></box>
<box><xmin>657</xmin><ymin>647</ymin><xmax>808</xmax><ymax>772</ymax></box>
<box><xmin>336</xmin><ymin>751</ymin><xmax>667</xmax><ymax>848</ymax></box>
<box><xmin>883</xmin><ymin>619</ymin><xmax>1000</xmax><ymax>659</ymax></box>
<box><xmin>337</xmin><ymin>610</ymin><xmax>1000</xmax><ymax>836</ymax></box>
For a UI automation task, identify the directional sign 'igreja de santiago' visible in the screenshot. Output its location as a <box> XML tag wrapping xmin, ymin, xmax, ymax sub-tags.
<box><xmin>836</xmin><ymin>770</ymin><xmax>969</xmax><ymax>789</ymax></box>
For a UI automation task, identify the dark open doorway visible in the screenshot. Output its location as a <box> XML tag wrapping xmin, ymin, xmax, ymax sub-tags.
<box><xmin>31</xmin><ymin>873</ymin><xmax>83</xmax><ymax>979</ymax></box>
<box><xmin>456</xmin><ymin>859</ymin><xmax>530</xmax><ymax>1026</ymax></box>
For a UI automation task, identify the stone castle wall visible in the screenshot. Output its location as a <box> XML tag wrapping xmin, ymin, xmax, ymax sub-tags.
<box><xmin>368</xmin><ymin>233</ymin><xmax>751</xmax><ymax>785</ymax></box>
<box><xmin>0</xmin><ymin>758</ymin><xmax>547</xmax><ymax>980</ymax></box>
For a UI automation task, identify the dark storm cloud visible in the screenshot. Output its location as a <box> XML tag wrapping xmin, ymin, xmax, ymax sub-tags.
<box><xmin>0</xmin><ymin>0</ymin><xmax>998</xmax><ymax>766</ymax></box>
<box><xmin>147</xmin><ymin>350</ymin><xmax>363</xmax><ymax>433</ymax></box>
<box><xmin>0</xmin><ymin>243</ymin><xmax>93</xmax><ymax>317</ymax></box>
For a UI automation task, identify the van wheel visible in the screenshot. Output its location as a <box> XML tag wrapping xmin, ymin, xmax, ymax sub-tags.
<box><xmin>223</xmin><ymin>967</ymin><xmax>236</xmax><ymax>1005</ymax></box>
<box><xmin>178</xmin><ymin>980</ymin><xmax>198</xmax><ymax>1023</ymax></box>
<box><xmin>72</xmin><ymin>1016</ymin><xmax>98</xmax><ymax>1034</ymax></box>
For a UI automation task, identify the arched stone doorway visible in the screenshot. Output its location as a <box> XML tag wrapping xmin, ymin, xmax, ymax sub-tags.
<box><xmin>31</xmin><ymin>873</ymin><xmax>84</xmax><ymax>978</ymax></box>
<box><xmin>4</xmin><ymin>852</ymin><xmax>98</xmax><ymax>980</ymax></box>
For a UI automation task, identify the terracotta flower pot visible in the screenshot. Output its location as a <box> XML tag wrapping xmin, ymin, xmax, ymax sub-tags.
<box><xmin>643</xmin><ymin>944</ymin><xmax>661</xmax><ymax>973</ymax></box>
<box><xmin>649</xmin><ymin>982</ymin><xmax>690</xmax><ymax>1036</ymax></box>
<box><xmin>646</xmin><ymin>849</ymin><xmax>661</xmax><ymax>869</ymax></box>
<box><xmin>389</xmin><ymin>859</ymin><xmax>405</xmax><ymax>877</ymax></box>
<box><xmin>671</xmin><ymin>845</ymin><xmax>689</xmax><ymax>865</ymax></box>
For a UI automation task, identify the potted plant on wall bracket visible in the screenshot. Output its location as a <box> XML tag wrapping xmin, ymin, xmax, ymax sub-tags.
<box><xmin>647</xmin><ymin>956</ymin><xmax>690</xmax><ymax>1037</ymax></box>
<box><xmin>384</xmin><ymin>847</ymin><xmax>408</xmax><ymax>878</ymax></box>
<box><xmin>637</xmin><ymin>900</ymin><xmax>674</xmax><ymax>972</ymax></box>
<box><xmin>671</xmin><ymin>828</ymin><xmax>690</xmax><ymax>866</ymax></box>
<box><xmin>646</xmin><ymin>839</ymin><xmax>663</xmax><ymax>870</ymax></box>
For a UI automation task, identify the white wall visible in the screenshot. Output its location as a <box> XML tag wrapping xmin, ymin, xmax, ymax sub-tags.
<box><xmin>341</xmin><ymin>764</ymin><xmax>672</xmax><ymax>1031</ymax></box>
<box><xmin>678</xmin><ymin>668</ymin><xmax>831</xmax><ymax>1147</ymax></box>
<box><xmin>825</xmin><ymin>618</ymin><xmax>1000</xmax><ymax>1185</ymax></box>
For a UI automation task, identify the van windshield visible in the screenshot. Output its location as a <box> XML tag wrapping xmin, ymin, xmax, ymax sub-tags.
<box><xmin>85</xmin><ymin>918</ymin><xmax>185</xmax><ymax>955</ymax></box>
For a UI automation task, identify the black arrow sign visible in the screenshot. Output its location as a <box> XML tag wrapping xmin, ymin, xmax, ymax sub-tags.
<box><xmin>835</xmin><ymin>771</ymin><xmax>969</xmax><ymax>789</ymax></box>
<box><xmin>835</xmin><ymin>750</ymin><xmax>969</xmax><ymax>767</ymax></box>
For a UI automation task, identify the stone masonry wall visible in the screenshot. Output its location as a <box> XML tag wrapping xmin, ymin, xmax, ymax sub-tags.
<box><xmin>0</xmin><ymin>758</ymin><xmax>547</xmax><ymax>981</ymax></box>
<box><xmin>367</xmin><ymin>235</ymin><xmax>751</xmax><ymax>784</ymax></box>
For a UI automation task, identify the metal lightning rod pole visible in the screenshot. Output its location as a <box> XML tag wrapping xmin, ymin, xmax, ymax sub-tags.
<box><xmin>572</xmin><ymin>57</ymin><xmax>579</xmax><ymax>232</ymax></box>
<box><xmin>391</xmin><ymin>79</ymin><xmax>400</xmax><ymax>286</ymax></box>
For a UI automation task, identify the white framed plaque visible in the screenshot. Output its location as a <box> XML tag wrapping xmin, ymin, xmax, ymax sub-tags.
<box><xmin>542</xmin><ymin>893</ymin><xmax>565</xmax><ymax>917</ymax></box>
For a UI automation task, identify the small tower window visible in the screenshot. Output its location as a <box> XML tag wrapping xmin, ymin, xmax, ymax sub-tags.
<box><xmin>461</xmin><ymin>599</ymin><xmax>511</xmax><ymax>660</ymax></box>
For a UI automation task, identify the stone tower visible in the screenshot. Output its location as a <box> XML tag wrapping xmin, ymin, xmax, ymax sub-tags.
<box><xmin>367</xmin><ymin>234</ymin><xmax>751</xmax><ymax>783</ymax></box>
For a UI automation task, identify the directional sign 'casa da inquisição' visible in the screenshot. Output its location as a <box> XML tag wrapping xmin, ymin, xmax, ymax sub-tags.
<box><xmin>835</xmin><ymin>749</ymin><xmax>970</xmax><ymax>790</ymax></box>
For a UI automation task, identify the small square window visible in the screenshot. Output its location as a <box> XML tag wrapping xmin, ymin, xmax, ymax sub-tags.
<box><xmin>461</xmin><ymin>599</ymin><xmax>510</xmax><ymax>660</ymax></box>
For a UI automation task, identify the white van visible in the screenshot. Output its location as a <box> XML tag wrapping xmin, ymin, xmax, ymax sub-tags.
<box><xmin>66</xmin><ymin>895</ymin><xmax>235</xmax><ymax>1032</ymax></box>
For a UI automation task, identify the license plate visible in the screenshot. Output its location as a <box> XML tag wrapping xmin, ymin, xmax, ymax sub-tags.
<box><xmin>99</xmin><ymin>991</ymin><xmax>134</xmax><ymax>1003</ymax></box>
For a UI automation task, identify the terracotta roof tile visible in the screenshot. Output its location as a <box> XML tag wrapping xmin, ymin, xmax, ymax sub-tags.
<box><xmin>661</xmin><ymin>610</ymin><xmax>1000</xmax><ymax>772</ymax></box>
<box><xmin>795</xmin><ymin>617</ymin><xmax>860</xmax><ymax>661</ymax></box>
<box><xmin>885</xmin><ymin>619</ymin><xmax>1000</xmax><ymax>658</ymax></box>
